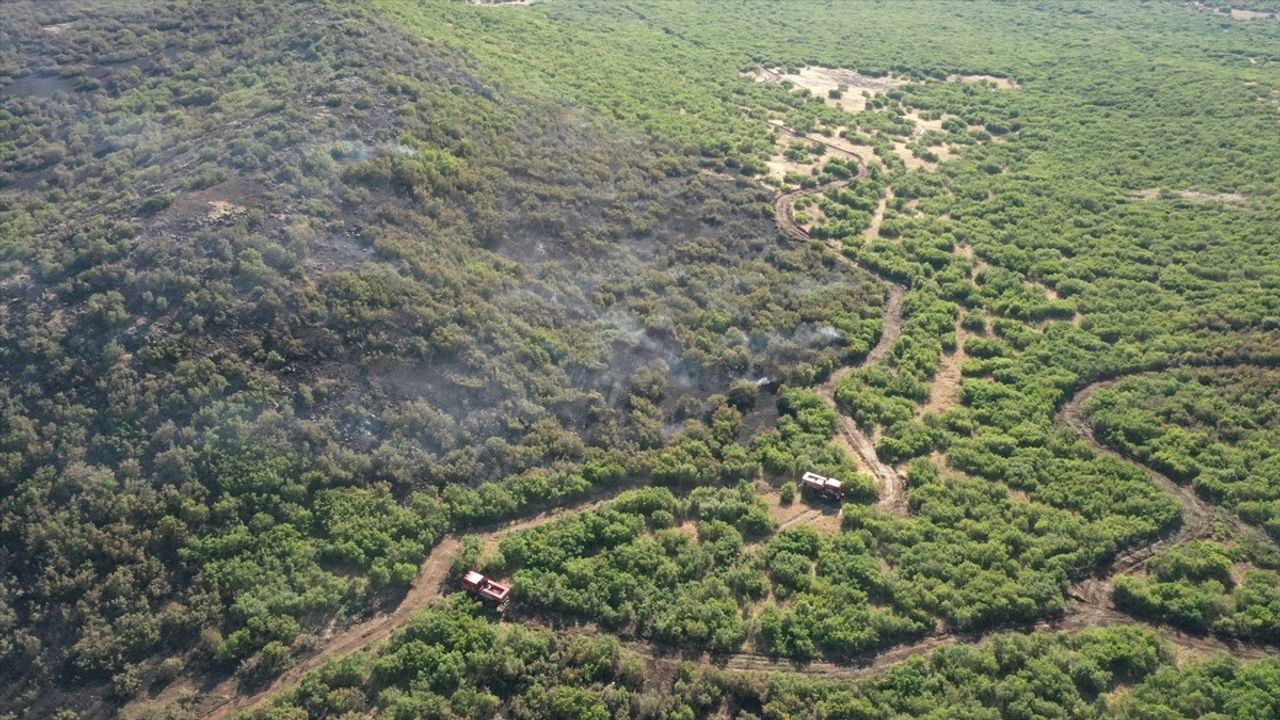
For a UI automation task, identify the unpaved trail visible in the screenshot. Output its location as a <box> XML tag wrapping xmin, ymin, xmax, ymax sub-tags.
<box><xmin>780</xmin><ymin>507</ymin><xmax>823</xmax><ymax>530</ymax></box>
<box><xmin>916</xmin><ymin>322</ymin><xmax>967</xmax><ymax>419</ymax></box>
<box><xmin>772</xmin><ymin>172</ymin><xmax>1280</xmax><ymax>663</ymax></box>
<box><xmin>1059</xmin><ymin>381</ymin><xmax>1215</xmax><ymax>544</ymax></box>
<box><xmin>553</xmin><ymin>599</ymin><xmax>1278</xmax><ymax>683</ymax></box>
<box><xmin>777</xmin><ymin>168</ymin><xmax>910</xmax><ymax>516</ymax></box>
<box><xmin>186</xmin><ymin>172</ymin><xmax>1280</xmax><ymax>719</ymax></box>
<box><xmin>766</xmin><ymin>119</ymin><xmax>868</xmax><ymax>166</ymax></box>
<box><xmin>813</xmin><ymin>278</ymin><xmax>906</xmax><ymax>516</ymax></box>
<box><xmin>197</xmin><ymin>495</ymin><xmax>623</xmax><ymax>719</ymax></box>
<box><xmin>1057</xmin><ymin>364</ymin><xmax>1280</xmax><ymax>557</ymax></box>
<box><xmin>864</xmin><ymin>188</ymin><xmax>891</xmax><ymax>241</ymax></box>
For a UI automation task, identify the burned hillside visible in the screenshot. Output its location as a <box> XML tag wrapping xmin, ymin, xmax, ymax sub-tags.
<box><xmin>0</xmin><ymin>1</ymin><xmax>881</xmax><ymax>711</ymax></box>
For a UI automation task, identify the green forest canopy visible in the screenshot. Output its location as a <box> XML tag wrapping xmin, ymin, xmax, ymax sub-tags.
<box><xmin>0</xmin><ymin>0</ymin><xmax>1277</xmax><ymax>718</ymax></box>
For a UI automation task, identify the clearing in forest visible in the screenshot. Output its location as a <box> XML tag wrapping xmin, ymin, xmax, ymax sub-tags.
<box><xmin>763</xmin><ymin>121</ymin><xmax>866</xmax><ymax>185</ymax></box>
<box><xmin>1189</xmin><ymin>2</ymin><xmax>1279</xmax><ymax>20</ymax></box>
<box><xmin>746</xmin><ymin>66</ymin><xmax>906</xmax><ymax>114</ymax></box>
<box><xmin>916</xmin><ymin>323</ymin><xmax>968</xmax><ymax>419</ymax></box>
<box><xmin>1131</xmin><ymin>188</ymin><xmax>1248</xmax><ymax>203</ymax></box>
<box><xmin>758</xmin><ymin>480</ymin><xmax>842</xmax><ymax>534</ymax></box>
<box><xmin>945</xmin><ymin>73</ymin><xmax>1019</xmax><ymax>89</ymax></box>
<box><xmin>751</xmin><ymin>68</ymin><xmax>1013</xmax><ymax>177</ymax></box>
<box><xmin>205</xmin><ymin>200</ymin><xmax>246</xmax><ymax>220</ymax></box>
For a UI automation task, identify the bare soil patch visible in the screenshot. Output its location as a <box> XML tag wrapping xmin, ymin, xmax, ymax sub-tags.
<box><xmin>765</xmin><ymin>155</ymin><xmax>818</xmax><ymax>183</ymax></box>
<box><xmin>1190</xmin><ymin>2</ymin><xmax>1278</xmax><ymax>20</ymax></box>
<box><xmin>747</xmin><ymin>66</ymin><xmax>906</xmax><ymax>114</ymax></box>
<box><xmin>154</xmin><ymin>178</ymin><xmax>263</xmax><ymax>230</ymax></box>
<box><xmin>764</xmin><ymin>122</ymin><xmax>867</xmax><ymax>185</ymax></box>
<box><xmin>905</xmin><ymin>110</ymin><xmax>948</xmax><ymax>137</ymax></box>
<box><xmin>747</xmin><ymin>78</ymin><xmax>980</xmax><ymax>176</ymax></box>
<box><xmin>1231</xmin><ymin>7</ymin><xmax>1278</xmax><ymax>19</ymax></box>
<box><xmin>794</xmin><ymin>199</ymin><xmax>829</xmax><ymax>232</ymax></box>
<box><xmin>828</xmin><ymin>128</ymin><xmax>882</xmax><ymax>166</ymax></box>
<box><xmin>946</xmin><ymin>73</ymin><xmax>1019</xmax><ymax>89</ymax></box>
<box><xmin>1007</xmin><ymin>488</ymin><xmax>1032</xmax><ymax>504</ymax></box>
<box><xmin>2</xmin><ymin>73</ymin><xmax>77</xmax><ymax>99</ymax></box>
<box><xmin>759</xmin><ymin>481</ymin><xmax>842</xmax><ymax>534</ymax></box>
<box><xmin>205</xmin><ymin>200</ymin><xmax>245</xmax><ymax>221</ymax></box>
<box><xmin>864</xmin><ymin>189</ymin><xmax>891</xmax><ymax>240</ymax></box>
<box><xmin>891</xmin><ymin>140</ymin><xmax>954</xmax><ymax>170</ymax></box>
<box><xmin>891</xmin><ymin>141</ymin><xmax>925</xmax><ymax>170</ymax></box>
<box><xmin>917</xmin><ymin>323</ymin><xmax>968</xmax><ymax>418</ymax></box>
<box><xmin>1132</xmin><ymin>188</ymin><xmax>1247</xmax><ymax>203</ymax></box>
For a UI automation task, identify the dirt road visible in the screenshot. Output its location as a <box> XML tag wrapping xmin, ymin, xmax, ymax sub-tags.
<box><xmin>187</xmin><ymin>166</ymin><xmax>1280</xmax><ymax>720</ymax></box>
<box><xmin>1057</xmin><ymin>364</ymin><xmax>1280</xmax><ymax>557</ymax></box>
<box><xmin>768</xmin><ymin>177</ymin><xmax>1280</xmax><ymax>666</ymax></box>
<box><xmin>777</xmin><ymin>172</ymin><xmax>910</xmax><ymax>516</ymax></box>
<box><xmin>198</xmin><ymin>495</ymin><xmax>622</xmax><ymax>719</ymax></box>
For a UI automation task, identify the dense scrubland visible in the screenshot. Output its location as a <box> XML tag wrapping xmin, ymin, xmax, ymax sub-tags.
<box><xmin>1</xmin><ymin>0</ymin><xmax>1278</xmax><ymax>719</ymax></box>
<box><xmin>256</xmin><ymin>602</ymin><xmax>1280</xmax><ymax>720</ymax></box>
<box><xmin>1089</xmin><ymin>368</ymin><xmax>1280</xmax><ymax>642</ymax></box>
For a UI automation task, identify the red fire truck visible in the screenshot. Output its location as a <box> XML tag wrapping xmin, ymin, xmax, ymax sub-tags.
<box><xmin>461</xmin><ymin>570</ymin><xmax>512</xmax><ymax>610</ymax></box>
<box><xmin>800</xmin><ymin>471</ymin><xmax>845</xmax><ymax>502</ymax></box>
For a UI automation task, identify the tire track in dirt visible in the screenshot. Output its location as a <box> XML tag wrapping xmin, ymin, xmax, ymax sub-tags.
<box><xmin>777</xmin><ymin>168</ymin><xmax>910</xmax><ymax>516</ymax></box>
<box><xmin>191</xmin><ymin>171</ymin><xmax>1280</xmax><ymax>719</ymax></box>
<box><xmin>916</xmin><ymin>320</ymin><xmax>967</xmax><ymax>420</ymax></box>
<box><xmin>195</xmin><ymin>491</ymin><xmax>633</xmax><ymax>719</ymax></box>
<box><xmin>766</xmin><ymin>119</ymin><xmax>867</xmax><ymax>166</ymax></box>
<box><xmin>1057</xmin><ymin>363</ymin><xmax>1280</xmax><ymax>565</ymax></box>
<box><xmin>779</xmin><ymin>507</ymin><xmax>823</xmax><ymax>530</ymax></box>
<box><xmin>544</xmin><ymin>599</ymin><xmax>1278</xmax><ymax>684</ymax></box>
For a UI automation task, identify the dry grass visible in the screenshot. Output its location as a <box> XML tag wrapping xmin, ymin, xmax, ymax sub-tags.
<box><xmin>746</xmin><ymin>71</ymin><xmax>1004</xmax><ymax>175</ymax></box>
<box><xmin>794</xmin><ymin>199</ymin><xmax>829</xmax><ymax>232</ymax></box>
<box><xmin>747</xmin><ymin>66</ymin><xmax>906</xmax><ymax>114</ymax></box>
<box><xmin>1132</xmin><ymin>188</ymin><xmax>1247</xmax><ymax>203</ymax></box>
<box><xmin>1190</xmin><ymin>2</ymin><xmax>1278</xmax><ymax>20</ymax></box>
<box><xmin>763</xmin><ymin>123</ymin><xmax>867</xmax><ymax>185</ymax></box>
<box><xmin>765</xmin><ymin>156</ymin><xmax>813</xmax><ymax>182</ymax></box>
<box><xmin>946</xmin><ymin>73</ymin><xmax>1019</xmax><ymax>89</ymax></box>
<box><xmin>206</xmin><ymin>200</ymin><xmax>246</xmax><ymax>220</ymax></box>
<box><xmin>1230</xmin><ymin>8</ymin><xmax>1278</xmax><ymax>20</ymax></box>
<box><xmin>757</xmin><ymin>480</ymin><xmax>842</xmax><ymax>534</ymax></box>
<box><xmin>864</xmin><ymin>191</ymin><xmax>889</xmax><ymax>240</ymax></box>
<box><xmin>917</xmin><ymin>323</ymin><xmax>968</xmax><ymax>418</ymax></box>
<box><xmin>905</xmin><ymin>110</ymin><xmax>949</xmax><ymax>136</ymax></box>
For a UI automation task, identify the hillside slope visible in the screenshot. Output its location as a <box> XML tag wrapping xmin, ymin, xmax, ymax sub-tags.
<box><xmin>0</xmin><ymin>2</ymin><xmax>882</xmax><ymax>715</ymax></box>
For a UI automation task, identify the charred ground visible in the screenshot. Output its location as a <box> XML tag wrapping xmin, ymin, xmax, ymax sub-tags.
<box><xmin>0</xmin><ymin>1</ymin><xmax>882</xmax><ymax>713</ymax></box>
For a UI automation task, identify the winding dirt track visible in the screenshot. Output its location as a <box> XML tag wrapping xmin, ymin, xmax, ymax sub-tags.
<box><xmin>614</xmin><ymin>602</ymin><xmax>1279</xmax><ymax>679</ymax></box>
<box><xmin>816</xmin><ymin>286</ymin><xmax>908</xmax><ymax>516</ymax></box>
<box><xmin>189</xmin><ymin>153</ymin><xmax>1280</xmax><ymax>720</ymax></box>
<box><xmin>197</xmin><ymin>492</ymin><xmax>631</xmax><ymax>719</ymax></box>
<box><xmin>780</xmin><ymin>174</ymin><xmax>911</xmax><ymax>516</ymax></box>
<box><xmin>765</xmin><ymin>180</ymin><xmax>1280</xmax><ymax>662</ymax></box>
<box><xmin>766</xmin><ymin>119</ymin><xmax>866</xmax><ymax>163</ymax></box>
<box><xmin>1058</xmin><ymin>364</ymin><xmax>1280</xmax><ymax>565</ymax></box>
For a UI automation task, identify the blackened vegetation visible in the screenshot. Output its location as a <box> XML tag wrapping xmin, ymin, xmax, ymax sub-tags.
<box><xmin>0</xmin><ymin>0</ymin><xmax>879</xmax><ymax>714</ymax></box>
